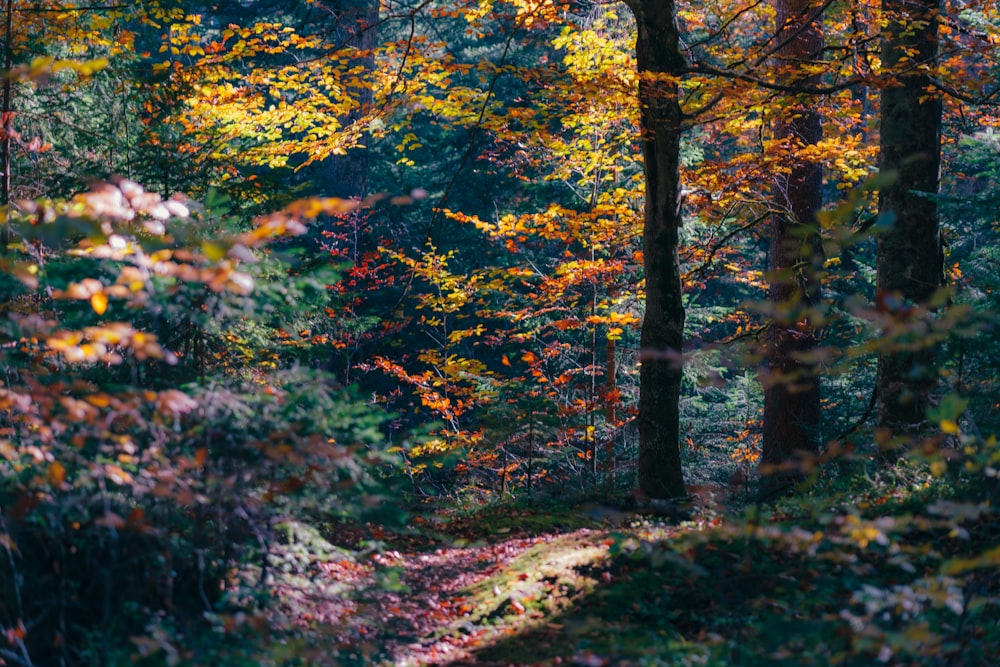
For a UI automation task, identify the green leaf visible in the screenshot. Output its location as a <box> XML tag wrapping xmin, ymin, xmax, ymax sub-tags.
<box><xmin>927</xmin><ymin>394</ymin><xmax>968</xmax><ymax>425</ymax></box>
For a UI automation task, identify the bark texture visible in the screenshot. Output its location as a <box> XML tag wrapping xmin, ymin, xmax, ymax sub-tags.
<box><xmin>760</xmin><ymin>0</ymin><xmax>824</xmax><ymax>494</ymax></box>
<box><xmin>625</xmin><ymin>0</ymin><xmax>687</xmax><ymax>499</ymax></box>
<box><xmin>876</xmin><ymin>0</ymin><xmax>942</xmax><ymax>440</ymax></box>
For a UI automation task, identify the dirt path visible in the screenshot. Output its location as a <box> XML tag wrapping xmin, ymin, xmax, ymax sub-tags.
<box><xmin>270</xmin><ymin>520</ymin><xmax>608</xmax><ymax>666</ymax></box>
<box><xmin>363</xmin><ymin>534</ymin><xmax>554</xmax><ymax>665</ymax></box>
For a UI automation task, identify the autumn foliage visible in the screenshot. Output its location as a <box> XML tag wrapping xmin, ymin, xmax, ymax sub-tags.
<box><xmin>1</xmin><ymin>0</ymin><xmax>999</xmax><ymax>665</ymax></box>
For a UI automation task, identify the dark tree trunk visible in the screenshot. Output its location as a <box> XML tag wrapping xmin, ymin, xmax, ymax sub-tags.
<box><xmin>624</xmin><ymin>0</ymin><xmax>686</xmax><ymax>500</ymax></box>
<box><xmin>294</xmin><ymin>0</ymin><xmax>378</xmax><ymax>259</ymax></box>
<box><xmin>760</xmin><ymin>0</ymin><xmax>824</xmax><ymax>494</ymax></box>
<box><xmin>1</xmin><ymin>0</ymin><xmax>13</xmax><ymax>252</ymax></box>
<box><xmin>316</xmin><ymin>0</ymin><xmax>378</xmax><ymax>203</ymax></box>
<box><xmin>876</xmin><ymin>0</ymin><xmax>942</xmax><ymax>443</ymax></box>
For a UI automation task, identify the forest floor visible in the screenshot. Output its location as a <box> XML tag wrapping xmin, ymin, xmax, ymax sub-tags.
<box><xmin>269</xmin><ymin>504</ymin><xmax>677</xmax><ymax>666</ymax></box>
<box><xmin>257</xmin><ymin>487</ymin><xmax>1000</xmax><ymax>667</ymax></box>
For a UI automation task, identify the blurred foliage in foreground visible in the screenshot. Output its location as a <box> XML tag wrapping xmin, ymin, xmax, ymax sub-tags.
<box><xmin>0</xmin><ymin>180</ymin><xmax>401</xmax><ymax>666</ymax></box>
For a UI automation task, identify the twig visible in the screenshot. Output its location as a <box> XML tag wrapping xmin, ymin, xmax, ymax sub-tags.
<box><xmin>834</xmin><ymin>384</ymin><xmax>877</xmax><ymax>441</ymax></box>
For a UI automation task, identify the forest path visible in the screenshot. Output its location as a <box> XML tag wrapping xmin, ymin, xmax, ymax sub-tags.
<box><xmin>270</xmin><ymin>508</ymin><xmax>670</xmax><ymax>666</ymax></box>
<box><xmin>363</xmin><ymin>531</ymin><xmax>563</xmax><ymax>665</ymax></box>
<box><xmin>263</xmin><ymin>499</ymin><xmax>1000</xmax><ymax>666</ymax></box>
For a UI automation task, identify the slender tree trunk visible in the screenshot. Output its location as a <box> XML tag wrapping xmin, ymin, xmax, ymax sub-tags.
<box><xmin>760</xmin><ymin>0</ymin><xmax>824</xmax><ymax>494</ymax></box>
<box><xmin>624</xmin><ymin>0</ymin><xmax>686</xmax><ymax>500</ymax></box>
<box><xmin>876</xmin><ymin>0</ymin><xmax>942</xmax><ymax>443</ymax></box>
<box><xmin>300</xmin><ymin>0</ymin><xmax>378</xmax><ymax>254</ymax></box>
<box><xmin>603</xmin><ymin>336</ymin><xmax>616</xmax><ymax>494</ymax></box>
<box><xmin>317</xmin><ymin>0</ymin><xmax>377</xmax><ymax>203</ymax></box>
<box><xmin>1</xmin><ymin>0</ymin><xmax>13</xmax><ymax>252</ymax></box>
<box><xmin>304</xmin><ymin>1</ymin><xmax>379</xmax><ymax>379</ymax></box>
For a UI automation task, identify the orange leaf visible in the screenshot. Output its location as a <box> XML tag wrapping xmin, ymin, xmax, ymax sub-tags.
<box><xmin>85</xmin><ymin>394</ymin><xmax>111</xmax><ymax>408</ymax></box>
<box><xmin>47</xmin><ymin>461</ymin><xmax>66</xmax><ymax>486</ymax></box>
<box><xmin>90</xmin><ymin>292</ymin><xmax>108</xmax><ymax>315</ymax></box>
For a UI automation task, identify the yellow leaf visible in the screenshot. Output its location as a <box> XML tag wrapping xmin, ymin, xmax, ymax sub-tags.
<box><xmin>202</xmin><ymin>241</ymin><xmax>227</xmax><ymax>261</ymax></box>
<box><xmin>943</xmin><ymin>545</ymin><xmax>1000</xmax><ymax>575</ymax></box>
<box><xmin>941</xmin><ymin>420</ymin><xmax>960</xmax><ymax>435</ymax></box>
<box><xmin>11</xmin><ymin>263</ymin><xmax>38</xmax><ymax>288</ymax></box>
<box><xmin>90</xmin><ymin>292</ymin><xmax>108</xmax><ymax>315</ymax></box>
<box><xmin>77</xmin><ymin>57</ymin><xmax>109</xmax><ymax>76</ymax></box>
<box><xmin>930</xmin><ymin>460</ymin><xmax>948</xmax><ymax>477</ymax></box>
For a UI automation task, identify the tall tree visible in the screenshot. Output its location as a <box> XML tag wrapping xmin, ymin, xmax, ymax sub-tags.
<box><xmin>760</xmin><ymin>0</ymin><xmax>824</xmax><ymax>493</ymax></box>
<box><xmin>876</xmin><ymin>0</ymin><xmax>942</xmax><ymax>442</ymax></box>
<box><xmin>624</xmin><ymin>0</ymin><xmax>686</xmax><ymax>500</ymax></box>
<box><xmin>314</xmin><ymin>0</ymin><xmax>378</xmax><ymax>202</ymax></box>
<box><xmin>1</xmin><ymin>0</ymin><xmax>12</xmax><ymax>252</ymax></box>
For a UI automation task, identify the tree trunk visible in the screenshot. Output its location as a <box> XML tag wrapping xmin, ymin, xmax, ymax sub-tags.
<box><xmin>1</xmin><ymin>0</ymin><xmax>13</xmax><ymax>252</ymax></box>
<box><xmin>296</xmin><ymin>0</ymin><xmax>378</xmax><ymax>259</ymax></box>
<box><xmin>316</xmin><ymin>0</ymin><xmax>377</xmax><ymax>203</ymax></box>
<box><xmin>876</xmin><ymin>0</ymin><xmax>942</xmax><ymax>443</ymax></box>
<box><xmin>624</xmin><ymin>0</ymin><xmax>686</xmax><ymax>500</ymax></box>
<box><xmin>760</xmin><ymin>0</ymin><xmax>824</xmax><ymax>495</ymax></box>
